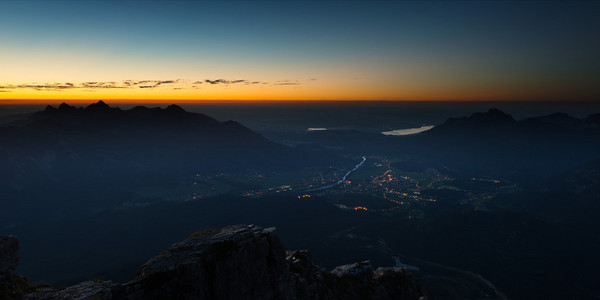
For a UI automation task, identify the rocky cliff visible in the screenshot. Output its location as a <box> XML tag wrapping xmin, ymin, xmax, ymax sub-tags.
<box><xmin>2</xmin><ymin>225</ymin><xmax>426</xmax><ymax>300</ymax></box>
<box><xmin>0</xmin><ymin>236</ymin><xmax>19</xmax><ymax>278</ymax></box>
<box><xmin>1</xmin><ymin>235</ymin><xmax>35</xmax><ymax>300</ymax></box>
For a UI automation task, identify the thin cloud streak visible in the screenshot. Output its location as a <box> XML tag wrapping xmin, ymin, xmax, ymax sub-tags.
<box><xmin>0</xmin><ymin>78</ymin><xmax>301</xmax><ymax>93</ymax></box>
<box><xmin>0</xmin><ymin>80</ymin><xmax>188</xmax><ymax>90</ymax></box>
<box><xmin>273</xmin><ymin>80</ymin><xmax>301</xmax><ymax>86</ymax></box>
<box><xmin>204</xmin><ymin>79</ymin><xmax>262</xmax><ymax>85</ymax></box>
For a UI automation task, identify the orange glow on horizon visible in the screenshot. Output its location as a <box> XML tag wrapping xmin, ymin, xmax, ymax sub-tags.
<box><xmin>3</xmin><ymin>76</ymin><xmax>598</xmax><ymax>104</ymax></box>
<box><xmin>2</xmin><ymin>97</ymin><xmax>597</xmax><ymax>106</ymax></box>
<box><xmin>2</xmin><ymin>83</ymin><xmax>598</xmax><ymax>105</ymax></box>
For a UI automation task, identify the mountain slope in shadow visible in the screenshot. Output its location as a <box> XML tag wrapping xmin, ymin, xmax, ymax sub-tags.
<box><xmin>0</xmin><ymin>101</ymin><xmax>344</xmax><ymax>223</ymax></box>
<box><xmin>299</xmin><ymin>109</ymin><xmax>600</xmax><ymax>181</ymax></box>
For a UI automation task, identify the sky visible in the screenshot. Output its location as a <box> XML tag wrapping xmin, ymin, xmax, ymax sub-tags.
<box><xmin>1</xmin><ymin>0</ymin><xmax>599</xmax><ymax>103</ymax></box>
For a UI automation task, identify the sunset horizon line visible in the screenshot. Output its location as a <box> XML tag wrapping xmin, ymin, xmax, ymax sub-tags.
<box><xmin>2</xmin><ymin>98</ymin><xmax>600</xmax><ymax>106</ymax></box>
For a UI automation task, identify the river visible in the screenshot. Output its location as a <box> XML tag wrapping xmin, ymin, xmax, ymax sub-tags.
<box><xmin>306</xmin><ymin>156</ymin><xmax>366</xmax><ymax>192</ymax></box>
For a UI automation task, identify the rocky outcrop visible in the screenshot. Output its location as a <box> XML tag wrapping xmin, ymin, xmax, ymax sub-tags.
<box><xmin>31</xmin><ymin>280</ymin><xmax>114</xmax><ymax>300</ymax></box>
<box><xmin>286</xmin><ymin>250</ymin><xmax>424</xmax><ymax>300</ymax></box>
<box><xmin>1</xmin><ymin>236</ymin><xmax>35</xmax><ymax>300</ymax></box>
<box><xmin>113</xmin><ymin>225</ymin><xmax>294</xmax><ymax>300</ymax></box>
<box><xmin>0</xmin><ymin>236</ymin><xmax>19</xmax><ymax>279</ymax></box>
<box><xmin>111</xmin><ymin>225</ymin><xmax>425</xmax><ymax>300</ymax></box>
<box><xmin>5</xmin><ymin>225</ymin><xmax>426</xmax><ymax>300</ymax></box>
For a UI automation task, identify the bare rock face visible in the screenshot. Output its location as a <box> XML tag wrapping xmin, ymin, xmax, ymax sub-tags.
<box><xmin>7</xmin><ymin>225</ymin><xmax>426</xmax><ymax>300</ymax></box>
<box><xmin>287</xmin><ymin>251</ymin><xmax>424</xmax><ymax>300</ymax></box>
<box><xmin>331</xmin><ymin>260</ymin><xmax>373</xmax><ymax>277</ymax></box>
<box><xmin>0</xmin><ymin>236</ymin><xmax>19</xmax><ymax>279</ymax></box>
<box><xmin>113</xmin><ymin>225</ymin><xmax>294</xmax><ymax>300</ymax></box>
<box><xmin>112</xmin><ymin>224</ymin><xmax>425</xmax><ymax>300</ymax></box>
<box><xmin>31</xmin><ymin>281</ymin><xmax>113</xmax><ymax>300</ymax></box>
<box><xmin>1</xmin><ymin>235</ymin><xmax>36</xmax><ymax>300</ymax></box>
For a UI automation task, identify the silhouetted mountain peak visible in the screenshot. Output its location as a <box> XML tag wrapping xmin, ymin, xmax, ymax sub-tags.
<box><xmin>165</xmin><ymin>104</ymin><xmax>186</xmax><ymax>114</ymax></box>
<box><xmin>470</xmin><ymin>108</ymin><xmax>515</xmax><ymax>123</ymax></box>
<box><xmin>44</xmin><ymin>105</ymin><xmax>58</xmax><ymax>112</ymax></box>
<box><xmin>58</xmin><ymin>102</ymin><xmax>77</xmax><ymax>112</ymax></box>
<box><xmin>85</xmin><ymin>100</ymin><xmax>112</xmax><ymax>112</ymax></box>
<box><xmin>33</xmin><ymin>101</ymin><xmax>223</xmax><ymax>127</ymax></box>
<box><xmin>436</xmin><ymin>108</ymin><xmax>515</xmax><ymax>130</ymax></box>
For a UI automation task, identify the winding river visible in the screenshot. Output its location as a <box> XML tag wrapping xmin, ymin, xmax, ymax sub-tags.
<box><xmin>306</xmin><ymin>156</ymin><xmax>366</xmax><ymax>192</ymax></box>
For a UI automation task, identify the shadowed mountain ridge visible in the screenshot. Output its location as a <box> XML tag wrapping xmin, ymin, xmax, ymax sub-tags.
<box><xmin>0</xmin><ymin>101</ymin><xmax>344</xmax><ymax>223</ymax></box>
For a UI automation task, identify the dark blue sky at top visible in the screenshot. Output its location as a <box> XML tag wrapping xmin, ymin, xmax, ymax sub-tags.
<box><xmin>1</xmin><ymin>0</ymin><xmax>599</xmax><ymax>100</ymax></box>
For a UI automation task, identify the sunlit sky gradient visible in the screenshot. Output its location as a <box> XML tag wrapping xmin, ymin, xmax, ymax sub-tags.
<box><xmin>1</xmin><ymin>0</ymin><xmax>599</xmax><ymax>103</ymax></box>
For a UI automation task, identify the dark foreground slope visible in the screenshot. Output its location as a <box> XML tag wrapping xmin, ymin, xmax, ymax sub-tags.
<box><xmin>504</xmin><ymin>156</ymin><xmax>600</xmax><ymax>231</ymax></box>
<box><xmin>1</xmin><ymin>225</ymin><xmax>426</xmax><ymax>300</ymax></box>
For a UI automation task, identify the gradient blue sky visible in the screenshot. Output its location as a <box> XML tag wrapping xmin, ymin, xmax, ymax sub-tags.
<box><xmin>1</xmin><ymin>0</ymin><xmax>599</xmax><ymax>102</ymax></box>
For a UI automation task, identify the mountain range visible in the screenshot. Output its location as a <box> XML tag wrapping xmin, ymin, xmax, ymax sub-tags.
<box><xmin>298</xmin><ymin>108</ymin><xmax>600</xmax><ymax>181</ymax></box>
<box><xmin>0</xmin><ymin>101</ymin><xmax>343</xmax><ymax>223</ymax></box>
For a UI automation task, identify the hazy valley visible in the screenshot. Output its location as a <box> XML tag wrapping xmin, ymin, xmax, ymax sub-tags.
<box><xmin>1</xmin><ymin>101</ymin><xmax>600</xmax><ymax>299</ymax></box>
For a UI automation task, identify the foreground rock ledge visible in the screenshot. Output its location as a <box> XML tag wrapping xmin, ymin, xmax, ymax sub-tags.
<box><xmin>5</xmin><ymin>225</ymin><xmax>426</xmax><ymax>299</ymax></box>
